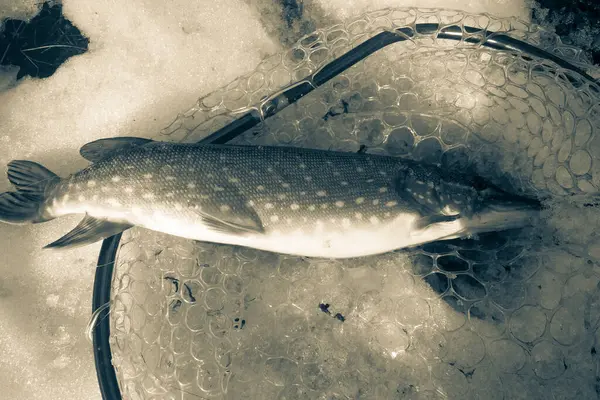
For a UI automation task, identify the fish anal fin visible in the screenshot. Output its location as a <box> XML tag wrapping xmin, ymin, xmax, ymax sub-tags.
<box><xmin>80</xmin><ymin>137</ymin><xmax>154</xmax><ymax>162</ymax></box>
<box><xmin>44</xmin><ymin>214</ymin><xmax>133</xmax><ymax>248</ymax></box>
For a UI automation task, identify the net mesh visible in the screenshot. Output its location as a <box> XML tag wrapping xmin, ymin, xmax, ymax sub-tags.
<box><xmin>103</xmin><ymin>8</ymin><xmax>600</xmax><ymax>399</ymax></box>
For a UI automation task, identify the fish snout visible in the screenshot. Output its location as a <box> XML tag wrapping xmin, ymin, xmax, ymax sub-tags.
<box><xmin>477</xmin><ymin>187</ymin><xmax>542</xmax><ymax>213</ymax></box>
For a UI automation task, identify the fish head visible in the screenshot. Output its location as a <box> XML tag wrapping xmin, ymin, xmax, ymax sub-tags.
<box><xmin>402</xmin><ymin>164</ymin><xmax>541</xmax><ymax>244</ymax></box>
<box><xmin>434</xmin><ymin>178</ymin><xmax>541</xmax><ymax>241</ymax></box>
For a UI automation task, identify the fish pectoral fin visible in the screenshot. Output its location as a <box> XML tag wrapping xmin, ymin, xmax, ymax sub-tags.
<box><xmin>44</xmin><ymin>214</ymin><xmax>133</xmax><ymax>248</ymax></box>
<box><xmin>202</xmin><ymin>215</ymin><xmax>262</xmax><ymax>235</ymax></box>
<box><xmin>414</xmin><ymin>214</ymin><xmax>460</xmax><ymax>231</ymax></box>
<box><xmin>80</xmin><ymin>137</ymin><xmax>154</xmax><ymax>162</ymax></box>
<box><xmin>193</xmin><ymin>207</ymin><xmax>265</xmax><ymax>236</ymax></box>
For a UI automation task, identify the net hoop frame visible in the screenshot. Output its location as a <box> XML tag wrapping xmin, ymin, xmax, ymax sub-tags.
<box><xmin>91</xmin><ymin>11</ymin><xmax>599</xmax><ymax>400</ymax></box>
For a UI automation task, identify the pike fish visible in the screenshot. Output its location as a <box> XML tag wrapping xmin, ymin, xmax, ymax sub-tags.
<box><xmin>0</xmin><ymin>137</ymin><xmax>541</xmax><ymax>258</ymax></box>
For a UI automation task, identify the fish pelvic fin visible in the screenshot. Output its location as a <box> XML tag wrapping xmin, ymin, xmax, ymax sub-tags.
<box><xmin>44</xmin><ymin>214</ymin><xmax>133</xmax><ymax>249</ymax></box>
<box><xmin>0</xmin><ymin>160</ymin><xmax>61</xmax><ymax>224</ymax></box>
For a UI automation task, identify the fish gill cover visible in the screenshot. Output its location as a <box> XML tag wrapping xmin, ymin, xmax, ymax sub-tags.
<box><xmin>87</xmin><ymin>8</ymin><xmax>600</xmax><ymax>399</ymax></box>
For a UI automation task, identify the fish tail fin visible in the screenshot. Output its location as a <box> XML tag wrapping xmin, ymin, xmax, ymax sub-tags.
<box><xmin>0</xmin><ymin>160</ymin><xmax>61</xmax><ymax>224</ymax></box>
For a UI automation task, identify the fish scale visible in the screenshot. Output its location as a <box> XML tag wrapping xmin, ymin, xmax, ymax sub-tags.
<box><xmin>0</xmin><ymin>137</ymin><xmax>541</xmax><ymax>257</ymax></box>
<box><xmin>73</xmin><ymin>143</ymin><xmax>402</xmax><ymax>233</ymax></box>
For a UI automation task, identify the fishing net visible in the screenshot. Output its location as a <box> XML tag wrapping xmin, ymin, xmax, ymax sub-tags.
<box><xmin>91</xmin><ymin>8</ymin><xmax>600</xmax><ymax>399</ymax></box>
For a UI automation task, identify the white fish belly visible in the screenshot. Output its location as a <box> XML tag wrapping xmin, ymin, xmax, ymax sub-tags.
<box><xmin>132</xmin><ymin>211</ymin><xmax>465</xmax><ymax>259</ymax></box>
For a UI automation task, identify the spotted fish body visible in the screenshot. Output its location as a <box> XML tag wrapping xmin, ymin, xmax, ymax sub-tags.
<box><xmin>0</xmin><ymin>138</ymin><xmax>541</xmax><ymax>258</ymax></box>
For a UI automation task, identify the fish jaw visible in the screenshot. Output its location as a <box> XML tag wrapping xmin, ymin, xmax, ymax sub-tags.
<box><xmin>410</xmin><ymin>204</ymin><xmax>540</xmax><ymax>244</ymax></box>
<box><xmin>459</xmin><ymin>206</ymin><xmax>539</xmax><ymax>236</ymax></box>
<box><xmin>458</xmin><ymin>184</ymin><xmax>542</xmax><ymax>236</ymax></box>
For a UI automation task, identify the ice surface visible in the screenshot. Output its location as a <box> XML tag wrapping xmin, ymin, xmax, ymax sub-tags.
<box><xmin>2</xmin><ymin>0</ymin><xmax>599</xmax><ymax>400</ymax></box>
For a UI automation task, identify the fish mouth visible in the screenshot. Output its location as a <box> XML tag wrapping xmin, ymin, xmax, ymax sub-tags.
<box><xmin>467</xmin><ymin>187</ymin><xmax>542</xmax><ymax>232</ymax></box>
<box><xmin>430</xmin><ymin>207</ymin><xmax>540</xmax><ymax>243</ymax></box>
<box><xmin>409</xmin><ymin>187</ymin><xmax>542</xmax><ymax>244</ymax></box>
<box><xmin>476</xmin><ymin>207</ymin><xmax>539</xmax><ymax>227</ymax></box>
<box><xmin>432</xmin><ymin>192</ymin><xmax>542</xmax><ymax>242</ymax></box>
<box><xmin>462</xmin><ymin>196</ymin><xmax>541</xmax><ymax>237</ymax></box>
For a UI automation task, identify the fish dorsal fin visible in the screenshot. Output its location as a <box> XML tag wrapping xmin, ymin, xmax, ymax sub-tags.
<box><xmin>44</xmin><ymin>214</ymin><xmax>133</xmax><ymax>248</ymax></box>
<box><xmin>80</xmin><ymin>137</ymin><xmax>154</xmax><ymax>162</ymax></box>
